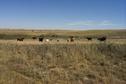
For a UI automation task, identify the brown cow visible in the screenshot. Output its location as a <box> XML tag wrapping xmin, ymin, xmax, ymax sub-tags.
<box><xmin>67</xmin><ymin>39</ymin><xmax>69</xmax><ymax>42</ymax></box>
<box><xmin>32</xmin><ymin>36</ymin><xmax>37</xmax><ymax>40</ymax></box>
<box><xmin>57</xmin><ymin>39</ymin><xmax>59</xmax><ymax>42</ymax></box>
<box><xmin>50</xmin><ymin>39</ymin><xmax>53</xmax><ymax>41</ymax></box>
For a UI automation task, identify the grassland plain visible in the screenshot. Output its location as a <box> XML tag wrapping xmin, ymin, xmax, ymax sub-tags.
<box><xmin>0</xmin><ymin>41</ymin><xmax>126</xmax><ymax>84</ymax></box>
<box><xmin>0</xmin><ymin>29</ymin><xmax>126</xmax><ymax>39</ymax></box>
<box><xmin>0</xmin><ymin>29</ymin><xmax>126</xmax><ymax>84</ymax></box>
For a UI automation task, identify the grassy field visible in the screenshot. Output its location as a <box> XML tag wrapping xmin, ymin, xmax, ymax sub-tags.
<box><xmin>0</xmin><ymin>29</ymin><xmax>126</xmax><ymax>39</ymax></box>
<box><xmin>0</xmin><ymin>29</ymin><xmax>126</xmax><ymax>84</ymax></box>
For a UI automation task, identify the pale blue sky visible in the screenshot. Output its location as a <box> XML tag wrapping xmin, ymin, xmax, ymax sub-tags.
<box><xmin>0</xmin><ymin>0</ymin><xmax>126</xmax><ymax>30</ymax></box>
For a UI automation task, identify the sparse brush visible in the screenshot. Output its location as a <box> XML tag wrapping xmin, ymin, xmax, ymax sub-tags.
<box><xmin>0</xmin><ymin>42</ymin><xmax>126</xmax><ymax>84</ymax></box>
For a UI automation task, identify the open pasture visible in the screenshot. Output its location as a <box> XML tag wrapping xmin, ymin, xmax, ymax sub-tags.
<box><xmin>0</xmin><ymin>29</ymin><xmax>126</xmax><ymax>84</ymax></box>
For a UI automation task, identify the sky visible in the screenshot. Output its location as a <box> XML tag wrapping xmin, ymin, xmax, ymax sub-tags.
<box><xmin>0</xmin><ymin>0</ymin><xmax>126</xmax><ymax>30</ymax></box>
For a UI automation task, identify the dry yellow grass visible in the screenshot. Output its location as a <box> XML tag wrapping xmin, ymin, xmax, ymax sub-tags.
<box><xmin>0</xmin><ymin>39</ymin><xmax>126</xmax><ymax>84</ymax></box>
<box><xmin>0</xmin><ymin>29</ymin><xmax>126</xmax><ymax>84</ymax></box>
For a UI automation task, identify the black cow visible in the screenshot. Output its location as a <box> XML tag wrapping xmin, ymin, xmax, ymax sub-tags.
<box><xmin>70</xmin><ymin>36</ymin><xmax>74</xmax><ymax>42</ymax></box>
<box><xmin>97</xmin><ymin>37</ymin><xmax>107</xmax><ymax>41</ymax></box>
<box><xmin>17</xmin><ymin>38</ymin><xmax>24</xmax><ymax>41</ymax></box>
<box><xmin>32</xmin><ymin>36</ymin><xmax>37</xmax><ymax>40</ymax></box>
<box><xmin>86</xmin><ymin>37</ymin><xmax>92</xmax><ymax>40</ymax></box>
<box><xmin>39</xmin><ymin>37</ymin><xmax>44</xmax><ymax>42</ymax></box>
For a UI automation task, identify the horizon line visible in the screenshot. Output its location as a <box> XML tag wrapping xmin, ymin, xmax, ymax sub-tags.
<box><xmin>0</xmin><ymin>27</ymin><xmax>126</xmax><ymax>31</ymax></box>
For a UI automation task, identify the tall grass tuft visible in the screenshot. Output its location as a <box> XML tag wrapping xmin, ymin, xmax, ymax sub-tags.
<box><xmin>0</xmin><ymin>42</ymin><xmax>126</xmax><ymax>84</ymax></box>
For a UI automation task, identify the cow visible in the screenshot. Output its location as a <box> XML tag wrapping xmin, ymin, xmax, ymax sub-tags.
<box><xmin>32</xmin><ymin>36</ymin><xmax>37</xmax><ymax>40</ymax></box>
<box><xmin>86</xmin><ymin>37</ymin><xmax>92</xmax><ymax>40</ymax></box>
<box><xmin>97</xmin><ymin>37</ymin><xmax>107</xmax><ymax>41</ymax></box>
<box><xmin>50</xmin><ymin>39</ymin><xmax>53</xmax><ymax>41</ymax></box>
<box><xmin>67</xmin><ymin>39</ymin><xmax>69</xmax><ymax>42</ymax></box>
<box><xmin>39</xmin><ymin>37</ymin><xmax>44</xmax><ymax>42</ymax></box>
<box><xmin>57</xmin><ymin>39</ymin><xmax>59</xmax><ymax>42</ymax></box>
<box><xmin>17</xmin><ymin>38</ymin><xmax>24</xmax><ymax>41</ymax></box>
<box><xmin>70</xmin><ymin>36</ymin><xmax>74</xmax><ymax>42</ymax></box>
<box><xmin>45</xmin><ymin>39</ymin><xmax>50</xmax><ymax>42</ymax></box>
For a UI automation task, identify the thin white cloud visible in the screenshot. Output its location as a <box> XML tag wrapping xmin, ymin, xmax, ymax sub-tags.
<box><xmin>100</xmin><ymin>20</ymin><xmax>113</xmax><ymax>25</ymax></box>
<box><xmin>68</xmin><ymin>20</ymin><xmax>114</xmax><ymax>26</ymax></box>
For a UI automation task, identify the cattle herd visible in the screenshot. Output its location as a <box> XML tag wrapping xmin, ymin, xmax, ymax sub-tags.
<box><xmin>16</xmin><ymin>36</ymin><xmax>107</xmax><ymax>42</ymax></box>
